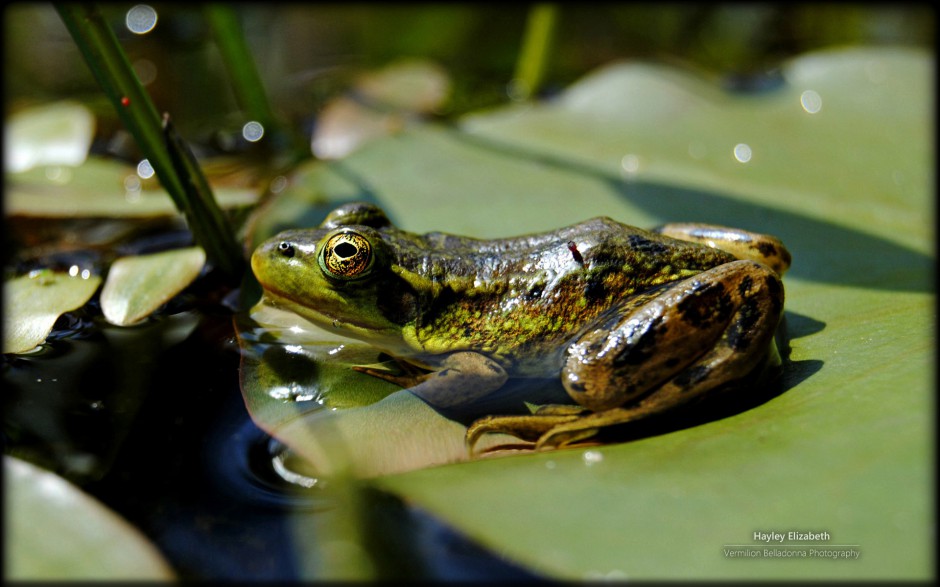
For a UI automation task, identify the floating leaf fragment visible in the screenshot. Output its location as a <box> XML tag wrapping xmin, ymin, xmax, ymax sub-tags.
<box><xmin>5</xmin><ymin>456</ymin><xmax>175</xmax><ymax>580</ymax></box>
<box><xmin>3</xmin><ymin>268</ymin><xmax>101</xmax><ymax>354</ymax></box>
<box><xmin>100</xmin><ymin>246</ymin><xmax>206</xmax><ymax>326</ymax></box>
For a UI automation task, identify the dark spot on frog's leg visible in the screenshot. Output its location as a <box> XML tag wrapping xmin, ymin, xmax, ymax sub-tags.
<box><xmin>567</xmin><ymin>380</ymin><xmax>586</xmax><ymax>393</ymax></box>
<box><xmin>673</xmin><ymin>364</ymin><xmax>711</xmax><ymax>390</ymax></box>
<box><xmin>665</xmin><ymin>357</ymin><xmax>680</xmax><ymax>368</ymax></box>
<box><xmin>726</xmin><ymin>298</ymin><xmax>762</xmax><ymax>351</ymax></box>
<box><xmin>737</xmin><ymin>275</ymin><xmax>754</xmax><ymax>297</ymax></box>
<box><xmin>677</xmin><ymin>281</ymin><xmax>732</xmax><ymax>327</ymax></box>
<box><xmin>613</xmin><ymin>316</ymin><xmax>664</xmax><ymax>367</ymax></box>
<box><xmin>756</xmin><ymin>241</ymin><xmax>778</xmax><ymax>258</ymax></box>
<box><xmin>765</xmin><ymin>274</ymin><xmax>784</xmax><ymax>315</ymax></box>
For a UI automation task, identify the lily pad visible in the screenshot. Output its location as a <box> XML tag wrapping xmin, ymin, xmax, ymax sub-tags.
<box><xmin>100</xmin><ymin>246</ymin><xmax>206</xmax><ymax>326</ymax></box>
<box><xmin>3</xmin><ymin>269</ymin><xmax>102</xmax><ymax>354</ymax></box>
<box><xmin>5</xmin><ymin>455</ymin><xmax>175</xmax><ymax>580</ymax></box>
<box><xmin>243</xmin><ymin>47</ymin><xmax>932</xmax><ymax>579</ymax></box>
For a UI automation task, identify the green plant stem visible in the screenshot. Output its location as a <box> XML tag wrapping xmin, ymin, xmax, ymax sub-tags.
<box><xmin>54</xmin><ymin>3</ymin><xmax>245</xmax><ymax>280</ymax></box>
<box><xmin>205</xmin><ymin>4</ymin><xmax>308</xmax><ymax>161</ymax></box>
<box><xmin>512</xmin><ymin>3</ymin><xmax>559</xmax><ymax>100</ymax></box>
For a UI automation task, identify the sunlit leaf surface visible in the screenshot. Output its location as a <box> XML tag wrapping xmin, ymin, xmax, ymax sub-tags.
<box><xmin>100</xmin><ymin>246</ymin><xmax>206</xmax><ymax>326</ymax></box>
<box><xmin>3</xmin><ymin>101</ymin><xmax>94</xmax><ymax>173</ymax></box>
<box><xmin>243</xmin><ymin>48</ymin><xmax>931</xmax><ymax>579</ymax></box>
<box><xmin>5</xmin><ymin>456</ymin><xmax>175</xmax><ymax>580</ymax></box>
<box><xmin>3</xmin><ymin>269</ymin><xmax>102</xmax><ymax>354</ymax></box>
<box><xmin>6</xmin><ymin>156</ymin><xmax>259</xmax><ymax>218</ymax></box>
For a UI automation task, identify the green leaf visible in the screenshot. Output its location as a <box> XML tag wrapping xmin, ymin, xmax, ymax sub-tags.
<box><xmin>312</xmin><ymin>59</ymin><xmax>450</xmax><ymax>159</ymax></box>
<box><xmin>3</xmin><ymin>100</ymin><xmax>95</xmax><ymax>173</ymax></box>
<box><xmin>4</xmin><ymin>455</ymin><xmax>175</xmax><ymax>580</ymax></box>
<box><xmin>3</xmin><ymin>269</ymin><xmax>102</xmax><ymax>354</ymax></box>
<box><xmin>245</xmin><ymin>47</ymin><xmax>931</xmax><ymax>579</ymax></box>
<box><xmin>6</xmin><ymin>155</ymin><xmax>258</xmax><ymax>218</ymax></box>
<box><xmin>100</xmin><ymin>246</ymin><xmax>206</xmax><ymax>326</ymax></box>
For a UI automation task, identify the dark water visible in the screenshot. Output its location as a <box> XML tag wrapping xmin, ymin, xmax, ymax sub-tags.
<box><xmin>2</xmin><ymin>302</ymin><xmax>541</xmax><ymax>581</ymax></box>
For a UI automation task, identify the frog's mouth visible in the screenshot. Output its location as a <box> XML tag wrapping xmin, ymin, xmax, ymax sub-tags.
<box><xmin>258</xmin><ymin>288</ymin><xmax>404</xmax><ymax>351</ymax></box>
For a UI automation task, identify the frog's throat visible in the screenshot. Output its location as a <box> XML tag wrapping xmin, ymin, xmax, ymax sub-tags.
<box><xmin>259</xmin><ymin>289</ymin><xmax>421</xmax><ymax>357</ymax></box>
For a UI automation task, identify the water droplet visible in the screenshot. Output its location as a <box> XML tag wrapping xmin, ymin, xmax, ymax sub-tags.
<box><xmin>269</xmin><ymin>175</ymin><xmax>288</xmax><ymax>194</ymax></box>
<box><xmin>544</xmin><ymin>460</ymin><xmax>556</xmax><ymax>470</ymax></box>
<box><xmin>582</xmin><ymin>449</ymin><xmax>604</xmax><ymax>466</ymax></box>
<box><xmin>124</xmin><ymin>174</ymin><xmax>142</xmax><ymax>200</ymax></box>
<box><xmin>620</xmin><ymin>154</ymin><xmax>641</xmax><ymax>176</ymax></box>
<box><xmin>136</xmin><ymin>158</ymin><xmax>155</xmax><ymax>179</ymax></box>
<box><xmin>800</xmin><ymin>89</ymin><xmax>822</xmax><ymax>114</ymax></box>
<box><xmin>687</xmin><ymin>141</ymin><xmax>708</xmax><ymax>160</ymax></box>
<box><xmin>126</xmin><ymin>4</ymin><xmax>158</xmax><ymax>34</ymax></box>
<box><xmin>733</xmin><ymin>143</ymin><xmax>752</xmax><ymax>164</ymax></box>
<box><xmin>44</xmin><ymin>166</ymin><xmax>72</xmax><ymax>185</ymax></box>
<box><xmin>242</xmin><ymin>121</ymin><xmax>265</xmax><ymax>142</ymax></box>
<box><xmin>132</xmin><ymin>59</ymin><xmax>158</xmax><ymax>86</ymax></box>
<box><xmin>506</xmin><ymin>78</ymin><xmax>530</xmax><ymax>102</ymax></box>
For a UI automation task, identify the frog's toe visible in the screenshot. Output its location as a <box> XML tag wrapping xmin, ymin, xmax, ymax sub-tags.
<box><xmin>534</xmin><ymin>424</ymin><xmax>602</xmax><ymax>451</ymax></box>
<box><xmin>466</xmin><ymin>413</ymin><xmax>581</xmax><ymax>455</ymax></box>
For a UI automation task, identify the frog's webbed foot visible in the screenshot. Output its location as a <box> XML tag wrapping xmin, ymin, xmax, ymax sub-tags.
<box><xmin>466</xmin><ymin>404</ymin><xmax>596</xmax><ymax>454</ymax></box>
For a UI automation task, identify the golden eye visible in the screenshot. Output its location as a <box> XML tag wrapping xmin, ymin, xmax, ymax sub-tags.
<box><xmin>319</xmin><ymin>231</ymin><xmax>373</xmax><ymax>279</ymax></box>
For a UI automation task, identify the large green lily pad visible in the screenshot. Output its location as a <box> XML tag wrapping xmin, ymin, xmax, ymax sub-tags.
<box><xmin>244</xmin><ymin>47</ymin><xmax>932</xmax><ymax>579</ymax></box>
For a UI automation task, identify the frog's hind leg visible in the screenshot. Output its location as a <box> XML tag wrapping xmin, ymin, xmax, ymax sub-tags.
<box><xmin>467</xmin><ymin>259</ymin><xmax>785</xmax><ymax>453</ymax></box>
<box><xmin>537</xmin><ymin>259</ymin><xmax>785</xmax><ymax>449</ymax></box>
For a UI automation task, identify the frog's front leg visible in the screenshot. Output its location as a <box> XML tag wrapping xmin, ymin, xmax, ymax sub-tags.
<box><xmin>360</xmin><ymin>351</ymin><xmax>509</xmax><ymax>409</ymax></box>
<box><xmin>467</xmin><ymin>259</ymin><xmax>784</xmax><ymax>452</ymax></box>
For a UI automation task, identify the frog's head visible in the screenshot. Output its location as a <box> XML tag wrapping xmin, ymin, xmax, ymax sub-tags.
<box><xmin>251</xmin><ymin>220</ymin><xmax>420</xmax><ymax>352</ymax></box>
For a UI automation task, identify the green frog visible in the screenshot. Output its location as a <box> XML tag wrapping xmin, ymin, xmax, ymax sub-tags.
<box><xmin>251</xmin><ymin>202</ymin><xmax>790</xmax><ymax>452</ymax></box>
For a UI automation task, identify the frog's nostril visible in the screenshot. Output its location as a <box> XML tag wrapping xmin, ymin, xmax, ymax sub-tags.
<box><xmin>277</xmin><ymin>242</ymin><xmax>295</xmax><ymax>258</ymax></box>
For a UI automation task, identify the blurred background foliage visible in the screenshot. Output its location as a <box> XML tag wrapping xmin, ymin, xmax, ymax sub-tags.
<box><xmin>4</xmin><ymin>3</ymin><xmax>933</xmax><ymax>157</ymax></box>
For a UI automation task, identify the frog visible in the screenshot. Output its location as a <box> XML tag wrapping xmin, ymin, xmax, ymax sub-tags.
<box><xmin>250</xmin><ymin>202</ymin><xmax>790</xmax><ymax>453</ymax></box>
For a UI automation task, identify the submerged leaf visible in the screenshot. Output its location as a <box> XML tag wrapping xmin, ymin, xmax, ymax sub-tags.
<box><xmin>5</xmin><ymin>456</ymin><xmax>175</xmax><ymax>580</ymax></box>
<box><xmin>3</xmin><ymin>269</ymin><xmax>102</xmax><ymax>354</ymax></box>
<box><xmin>100</xmin><ymin>246</ymin><xmax>206</xmax><ymax>326</ymax></box>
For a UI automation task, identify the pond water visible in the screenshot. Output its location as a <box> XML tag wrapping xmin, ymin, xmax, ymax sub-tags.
<box><xmin>2</xmin><ymin>293</ymin><xmax>540</xmax><ymax>580</ymax></box>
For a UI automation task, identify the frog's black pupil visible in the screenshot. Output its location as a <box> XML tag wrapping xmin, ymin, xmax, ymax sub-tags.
<box><xmin>278</xmin><ymin>242</ymin><xmax>295</xmax><ymax>258</ymax></box>
<box><xmin>334</xmin><ymin>242</ymin><xmax>358</xmax><ymax>258</ymax></box>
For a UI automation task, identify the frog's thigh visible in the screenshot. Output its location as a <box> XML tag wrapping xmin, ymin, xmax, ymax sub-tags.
<box><xmin>408</xmin><ymin>351</ymin><xmax>508</xmax><ymax>409</ymax></box>
<box><xmin>563</xmin><ymin>259</ymin><xmax>783</xmax><ymax>412</ymax></box>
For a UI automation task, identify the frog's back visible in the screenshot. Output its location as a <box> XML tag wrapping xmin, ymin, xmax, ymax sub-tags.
<box><xmin>399</xmin><ymin>217</ymin><xmax>735</xmax><ymax>374</ymax></box>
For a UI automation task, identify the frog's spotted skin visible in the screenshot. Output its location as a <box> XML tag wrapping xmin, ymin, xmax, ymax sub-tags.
<box><xmin>251</xmin><ymin>202</ymin><xmax>790</xmax><ymax>452</ymax></box>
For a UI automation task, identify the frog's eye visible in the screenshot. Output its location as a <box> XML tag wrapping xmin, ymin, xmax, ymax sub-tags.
<box><xmin>319</xmin><ymin>230</ymin><xmax>373</xmax><ymax>280</ymax></box>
